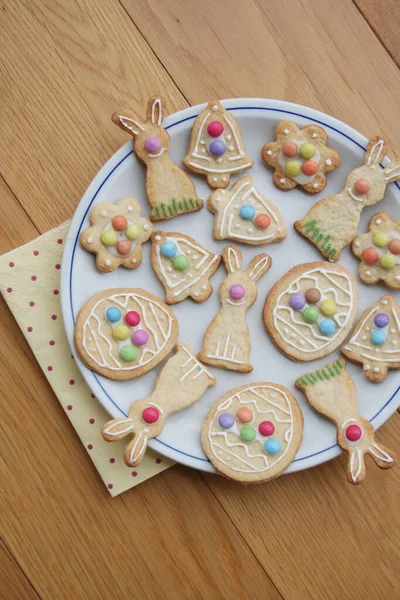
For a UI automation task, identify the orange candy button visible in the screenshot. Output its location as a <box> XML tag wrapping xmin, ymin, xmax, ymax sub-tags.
<box><xmin>255</xmin><ymin>213</ymin><xmax>271</xmax><ymax>229</ymax></box>
<box><xmin>282</xmin><ymin>142</ymin><xmax>298</xmax><ymax>158</ymax></box>
<box><xmin>302</xmin><ymin>160</ymin><xmax>319</xmax><ymax>176</ymax></box>
<box><xmin>117</xmin><ymin>240</ymin><xmax>132</xmax><ymax>255</ymax></box>
<box><xmin>112</xmin><ymin>215</ymin><xmax>128</xmax><ymax>231</ymax></box>
<box><xmin>388</xmin><ymin>239</ymin><xmax>400</xmax><ymax>255</ymax></box>
<box><xmin>362</xmin><ymin>247</ymin><xmax>378</xmax><ymax>264</ymax></box>
<box><xmin>354</xmin><ymin>178</ymin><xmax>370</xmax><ymax>195</ymax></box>
<box><xmin>237</xmin><ymin>407</ymin><xmax>253</xmax><ymax>423</ymax></box>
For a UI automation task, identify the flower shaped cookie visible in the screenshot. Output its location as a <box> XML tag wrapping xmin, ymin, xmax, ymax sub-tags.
<box><xmin>79</xmin><ymin>197</ymin><xmax>153</xmax><ymax>272</ymax></box>
<box><xmin>261</xmin><ymin>121</ymin><xmax>341</xmax><ymax>193</ymax></box>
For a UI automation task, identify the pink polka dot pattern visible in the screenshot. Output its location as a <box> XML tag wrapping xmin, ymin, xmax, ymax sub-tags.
<box><xmin>67</xmin><ymin>405</ymin><xmax>73</xmax><ymax>411</ymax></box>
<box><xmin>27</xmin><ymin>327</ymin><xmax>33</xmax><ymax>332</ymax></box>
<box><xmin>155</xmin><ymin>458</ymin><xmax>161</xmax><ymax>464</ymax></box>
<box><xmin>53</xmin><ymin>289</ymin><xmax>59</xmax><ymax>295</ymax></box>
<box><xmin>131</xmin><ymin>471</ymin><xmax>138</xmax><ymax>477</ymax></box>
<box><xmin>57</xmin><ymin>239</ymin><xmax>63</xmax><ymax>245</ymax></box>
<box><xmin>107</xmin><ymin>484</ymin><xmax>113</xmax><ymax>490</ymax></box>
<box><xmin>31</xmin><ymin>275</ymin><xmax>37</xmax><ymax>281</ymax></box>
<box><xmin>87</xmin><ymin>444</ymin><xmax>93</xmax><ymax>450</ymax></box>
<box><xmin>48</xmin><ymin>366</ymin><xmax>53</xmax><ymax>371</ymax></box>
<box><xmin>9</xmin><ymin>262</ymin><xmax>14</xmax><ymax>268</ymax></box>
<box><xmin>29</xmin><ymin>301</ymin><xmax>35</xmax><ymax>307</ymax></box>
<box><xmin>7</xmin><ymin>288</ymin><xmax>12</xmax><ymax>293</ymax></box>
<box><xmin>51</xmin><ymin>314</ymin><xmax>57</xmax><ymax>320</ymax></box>
<box><xmin>33</xmin><ymin>250</ymin><xmax>39</xmax><ymax>256</ymax></box>
<box><xmin>89</xmin><ymin>418</ymin><xmax>95</xmax><ymax>424</ymax></box>
<box><xmin>109</xmin><ymin>458</ymin><xmax>115</xmax><ymax>464</ymax></box>
<box><xmin>49</xmin><ymin>340</ymin><xmax>55</xmax><ymax>346</ymax></box>
<box><xmin>69</xmin><ymin>379</ymin><xmax>75</xmax><ymax>385</ymax></box>
<box><xmin>55</xmin><ymin>264</ymin><xmax>61</xmax><ymax>270</ymax></box>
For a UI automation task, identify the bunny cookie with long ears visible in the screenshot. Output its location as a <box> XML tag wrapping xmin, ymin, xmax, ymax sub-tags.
<box><xmin>198</xmin><ymin>246</ymin><xmax>271</xmax><ymax>372</ymax></box>
<box><xmin>295</xmin><ymin>137</ymin><xmax>400</xmax><ymax>262</ymax></box>
<box><xmin>112</xmin><ymin>97</ymin><xmax>203</xmax><ymax>222</ymax></box>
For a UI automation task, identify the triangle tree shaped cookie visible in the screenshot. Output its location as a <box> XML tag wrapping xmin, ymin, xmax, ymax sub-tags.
<box><xmin>208</xmin><ymin>175</ymin><xmax>287</xmax><ymax>245</ymax></box>
<box><xmin>342</xmin><ymin>295</ymin><xmax>400</xmax><ymax>382</ymax></box>
<box><xmin>183</xmin><ymin>100</ymin><xmax>254</xmax><ymax>189</ymax></box>
<box><xmin>151</xmin><ymin>231</ymin><xmax>221</xmax><ymax>304</ymax></box>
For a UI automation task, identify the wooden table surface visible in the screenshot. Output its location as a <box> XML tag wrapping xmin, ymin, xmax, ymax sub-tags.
<box><xmin>1</xmin><ymin>1</ymin><xmax>399</xmax><ymax>598</ymax></box>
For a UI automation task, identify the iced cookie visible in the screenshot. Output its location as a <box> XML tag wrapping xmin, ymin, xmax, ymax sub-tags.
<box><xmin>261</xmin><ymin>120</ymin><xmax>340</xmax><ymax>193</ymax></box>
<box><xmin>79</xmin><ymin>198</ymin><xmax>152</xmax><ymax>272</ymax></box>
<box><xmin>263</xmin><ymin>262</ymin><xmax>358</xmax><ymax>362</ymax></box>
<box><xmin>198</xmin><ymin>246</ymin><xmax>271</xmax><ymax>372</ymax></box>
<box><xmin>295</xmin><ymin>137</ymin><xmax>400</xmax><ymax>261</ymax></box>
<box><xmin>342</xmin><ymin>295</ymin><xmax>400</xmax><ymax>382</ymax></box>
<box><xmin>74</xmin><ymin>288</ymin><xmax>178</xmax><ymax>380</ymax></box>
<box><xmin>183</xmin><ymin>100</ymin><xmax>254</xmax><ymax>189</ymax></box>
<box><xmin>352</xmin><ymin>213</ymin><xmax>400</xmax><ymax>289</ymax></box>
<box><xmin>102</xmin><ymin>343</ymin><xmax>216</xmax><ymax>467</ymax></box>
<box><xmin>112</xmin><ymin>96</ymin><xmax>203</xmax><ymax>221</ymax></box>
<box><xmin>201</xmin><ymin>382</ymin><xmax>303</xmax><ymax>483</ymax></box>
<box><xmin>296</xmin><ymin>358</ymin><xmax>395</xmax><ymax>484</ymax></box>
<box><xmin>207</xmin><ymin>175</ymin><xmax>287</xmax><ymax>245</ymax></box>
<box><xmin>150</xmin><ymin>231</ymin><xmax>221</xmax><ymax>304</ymax></box>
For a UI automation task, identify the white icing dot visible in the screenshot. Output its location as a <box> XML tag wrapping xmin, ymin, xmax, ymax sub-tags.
<box><xmin>193</xmin><ymin>254</ymin><xmax>199</xmax><ymax>259</ymax></box>
<box><xmin>201</xmin><ymin>285</ymin><xmax>207</xmax><ymax>290</ymax></box>
<box><xmin>390</xmin><ymin>328</ymin><xmax>396</xmax><ymax>334</ymax></box>
<box><xmin>105</xmin><ymin>260</ymin><xmax>111</xmax><ymax>266</ymax></box>
<box><xmin>396</xmin><ymin>275</ymin><xmax>400</xmax><ymax>281</ymax></box>
<box><xmin>172</xmin><ymin>274</ymin><xmax>177</xmax><ymax>279</ymax></box>
<box><xmin>212</xmin><ymin>105</ymin><xmax>218</xmax><ymax>111</ymax></box>
<box><xmin>200</xmin><ymin>140</ymin><xmax>205</xmax><ymax>145</ymax></box>
<box><xmin>375</xmin><ymin>348</ymin><xmax>380</xmax><ymax>353</ymax></box>
<box><xmin>247</xmin><ymin>227</ymin><xmax>254</xmax><ymax>234</ymax></box>
<box><xmin>155</xmin><ymin>235</ymin><xmax>161</xmax><ymax>241</ymax></box>
<box><xmin>283</xmin><ymin>129</ymin><xmax>289</xmax><ymax>135</ymax></box>
<box><xmin>101</xmin><ymin>211</ymin><xmax>107</xmax><ymax>217</ymax></box>
<box><xmin>375</xmin><ymin>219</ymin><xmax>382</xmax><ymax>225</ymax></box>
<box><xmin>354</xmin><ymin>241</ymin><xmax>360</xmax><ymax>248</ymax></box>
<box><xmin>366</xmin><ymin>270</ymin><xmax>371</xmax><ymax>276</ymax></box>
<box><xmin>312</xmin><ymin>133</ymin><xmax>317</xmax><ymax>138</ymax></box>
<box><xmin>144</xmin><ymin>224</ymin><xmax>150</xmax><ymax>231</ymax></box>
<box><xmin>382</xmin><ymin>300</ymin><xmax>388</xmax><ymax>305</ymax></box>
<box><xmin>213</xmin><ymin>177</ymin><xmax>218</xmax><ymax>182</ymax></box>
<box><xmin>235</xmin><ymin>224</ymin><xmax>241</xmax><ymax>229</ymax></box>
<box><xmin>215</xmin><ymin>197</ymin><xmax>220</xmax><ymax>203</ymax></box>
<box><xmin>284</xmin><ymin>327</ymin><xmax>289</xmax><ymax>334</ymax></box>
<box><xmin>280</xmin><ymin>178</ymin><xmax>286</xmax><ymax>184</ymax></box>
<box><xmin>373</xmin><ymin>367</ymin><xmax>380</xmax><ymax>373</ymax></box>
<box><xmin>160</xmin><ymin>315</ymin><xmax>165</xmax><ymax>320</ymax></box>
<box><xmin>312</xmin><ymin>183</ymin><xmax>319</xmax><ymax>189</ymax></box>
<box><xmin>291</xmin><ymin>333</ymin><xmax>296</xmax><ymax>339</ymax></box>
<box><xmin>201</xmin><ymin>148</ymin><xmax>206</xmax><ymax>153</ymax></box>
<box><xmin>217</xmin><ymin>158</ymin><xmax>223</xmax><ymax>163</ymax></box>
<box><xmin>194</xmin><ymin>292</ymin><xmax>199</xmax><ymax>297</ymax></box>
<box><xmin>299</xmin><ymin>340</ymin><xmax>305</xmax><ymax>345</ymax></box>
<box><xmin>143</xmin><ymin>428</ymin><xmax>149</xmax><ymax>433</ymax></box>
<box><xmin>187</xmin><ymin>273</ymin><xmax>193</xmax><ymax>278</ymax></box>
<box><xmin>228</xmin><ymin>145</ymin><xmax>234</xmax><ymax>151</ymax></box>
<box><xmin>366</xmin><ymin>327</ymin><xmax>370</xmax><ymax>332</ymax></box>
<box><xmin>226</xmin><ymin>134</ymin><xmax>232</xmax><ymax>140</ymax></box>
<box><xmin>87</xmin><ymin>237</ymin><xmax>93</xmax><ymax>243</ymax></box>
<box><xmin>222</xmin><ymin>176</ymin><xmax>227</xmax><ymax>182</ymax></box>
<box><xmin>270</xmin><ymin>394</ymin><xmax>276</xmax><ymax>399</ymax></box>
<box><xmin>364</xmin><ymin>365</ymin><xmax>370</xmax><ymax>371</ymax></box>
<box><xmin>167</xmin><ymin>266</ymin><xmax>172</xmax><ymax>272</ymax></box>
<box><xmin>361</xmin><ymin>335</ymin><xmax>367</xmax><ymax>340</ymax></box>
<box><xmin>131</xmin><ymin>258</ymin><xmax>137</xmax><ymax>264</ymax></box>
<box><xmin>128</xmin><ymin>205</ymin><xmax>133</xmax><ymax>212</ymax></box>
<box><xmin>266</xmin><ymin>150</ymin><xmax>272</xmax><ymax>155</ymax></box>
<box><xmin>277</xmin><ymin>227</ymin><xmax>282</xmax><ymax>233</ymax></box>
<box><xmin>392</xmin><ymin>340</ymin><xmax>397</xmax><ymax>345</ymax></box>
<box><xmin>325</xmin><ymin>159</ymin><xmax>332</xmax><ymax>166</ymax></box>
<box><xmin>88</xmin><ymin>337</ymin><xmax>92</xmax><ymax>341</ymax></box>
<box><xmin>234</xmin><ymin>204</ymin><xmax>239</xmax><ymax>209</ymax></box>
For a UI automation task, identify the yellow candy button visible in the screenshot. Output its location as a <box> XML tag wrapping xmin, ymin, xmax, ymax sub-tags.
<box><xmin>126</xmin><ymin>224</ymin><xmax>141</xmax><ymax>240</ymax></box>
<box><xmin>300</xmin><ymin>143</ymin><xmax>315</xmax><ymax>159</ymax></box>
<box><xmin>112</xmin><ymin>324</ymin><xmax>130</xmax><ymax>341</ymax></box>
<box><xmin>101</xmin><ymin>230</ymin><xmax>118</xmax><ymax>246</ymax></box>
<box><xmin>380</xmin><ymin>252</ymin><xmax>396</xmax><ymax>269</ymax></box>
<box><xmin>285</xmin><ymin>160</ymin><xmax>301</xmax><ymax>177</ymax></box>
<box><xmin>373</xmin><ymin>232</ymin><xmax>388</xmax><ymax>248</ymax></box>
<box><xmin>321</xmin><ymin>299</ymin><xmax>337</xmax><ymax>316</ymax></box>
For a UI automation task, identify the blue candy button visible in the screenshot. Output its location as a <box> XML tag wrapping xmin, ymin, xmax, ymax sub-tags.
<box><xmin>370</xmin><ymin>328</ymin><xmax>387</xmax><ymax>346</ymax></box>
<box><xmin>161</xmin><ymin>241</ymin><xmax>177</xmax><ymax>258</ymax></box>
<box><xmin>105</xmin><ymin>306</ymin><xmax>122</xmax><ymax>323</ymax></box>
<box><xmin>319</xmin><ymin>318</ymin><xmax>336</xmax><ymax>336</ymax></box>
<box><xmin>264</xmin><ymin>438</ymin><xmax>281</xmax><ymax>455</ymax></box>
<box><xmin>240</xmin><ymin>204</ymin><xmax>256</xmax><ymax>220</ymax></box>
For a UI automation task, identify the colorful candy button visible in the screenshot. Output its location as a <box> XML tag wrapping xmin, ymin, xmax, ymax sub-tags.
<box><xmin>300</xmin><ymin>143</ymin><xmax>315</xmax><ymax>159</ymax></box>
<box><xmin>289</xmin><ymin>293</ymin><xmax>306</xmax><ymax>310</ymax></box>
<box><xmin>345</xmin><ymin>424</ymin><xmax>362</xmax><ymax>442</ymax></box>
<box><xmin>362</xmin><ymin>247</ymin><xmax>378</xmax><ymax>264</ymax></box>
<box><xmin>125</xmin><ymin>310</ymin><xmax>141</xmax><ymax>327</ymax></box>
<box><xmin>142</xmin><ymin>406</ymin><xmax>159</xmax><ymax>423</ymax></box>
<box><xmin>126</xmin><ymin>224</ymin><xmax>140</xmax><ymax>240</ymax></box>
<box><xmin>112</xmin><ymin>215</ymin><xmax>128</xmax><ymax>231</ymax></box>
<box><xmin>209</xmin><ymin>140</ymin><xmax>226</xmax><ymax>156</ymax></box>
<box><xmin>161</xmin><ymin>241</ymin><xmax>177</xmax><ymax>257</ymax></box>
<box><xmin>302</xmin><ymin>160</ymin><xmax>318</xmax><ymax>176</ymax></box>
<box><xmin>373</xmin><ymin>232</ymin><xmax>389</xmax><ymax>248</ymax></box>
<box><xmin>145</xmin><ymin>136</ymin><xmax>161</xmax><ymax>152</ymax></box>
<box><xmin>240</xmin><ymin>425</ymin><xmax>256</xmax><ymax>442</ymax></box>
<box><xmin>321</xmin><ymin>299</ymin><xmax>337</xmax><ymax>316</ymax></box>
<box><xmin>285</xmin><ymin>160</ymin><xmax>301</xmax><ymax>177</ymax></box>
<box><xmin>259</xmin><ymin>421</ymin><xmax>275</xmax><ymax>436</ymax></box>
<box><xmin>370</xmin><ymin>329</ymin><xmax>387</xmax><ymax>345</ymax></box>
<box><xmin>101</xmin><ymin>230</ymin><xmax>118</xmax><ymax>246</ymax></box>
<box><xmin>132</xmin><ymin>329</ymin><xmax>149</xmax><ymax>346</ymax></box>
<box><xmin>218</xmin><ymin>413</ymin><xmax>234</xmax><ymax>429</ymax></box>
<box><xmin>282</xmin><ymin>141</ymin><xmax>298</xmax><ymax>157</ymax></box>
<box><xmin>264</xmin><ymin>438</ymin><xmax>281</xmax><ymax>454</ymax></box>
<box><xmin>240</xmin><ymin>204</ymin><xmax>256</xmax><ymax>220</ymax></box>
<box><xmin>106</xmin><ymin>306</ymin><xmax>121</xmax><ymax>322</ymax></box>
<box><xmin>303</xmin><ymin>306</ymin><xmax>319</xmax><ymax>323</ymax></box>
<box><xmin>388</xmin><ymin>239</ymin><xmax>400</xmax><ymax>255</ymax></box>
<box><xmin>319</xmin><ymin>319</ymin><xmax>336</xmax><ymax>336</ymax></box>
<box><xmin>173</xmin><ymin>255</ymin><xmax>189</xmax><ymax>271</ymax></box>
<box><xmin>305</xmin><ymin>288</ymin><xmax>321</xmax><ymax>304</ymax></box>
<box><xmin>113</xmin><ymin>324</ymin><xmax>130</xmax><ymax>341</ymax></box>
<box><xmin>207</xmin><ymin>121</ymin><xmax>224</xmax><ymax>137</ymax></box>
<box><xmin>255</xmin><ymin>214</ymin><xmax>271</xmax><ymax>229</ymax></box>
<box><xmin>119</xmin><ymin>345</ymin><xmax>138</xmax><ymax>362</ymax></box>
<box><xmin>380</xmin><ymin>252</ymin><xmax>396</xmax><ymax>269</ymax></box>
<box><xmin>237</xmin><ymin>407</ymin><xmax>253</xmax><ymax>423</ymax></box>
<box><xmin>230</xmin><ymin>284</ymin><xmax>245</xmax><ymax>299</ymax></box>
<box><xmin>374</xmin><ymin>313</ymin><xmax>389</xmax><ymax>328</ymax></box>
<box><xmin>116</xmin><ymin>240</ymin><xmax>132</xmax><ymax>255</ymax></box>
<box><xmin>354</xmin><ymin>178</ymin><xmax>370</xmax><ymax>195</ymax></box>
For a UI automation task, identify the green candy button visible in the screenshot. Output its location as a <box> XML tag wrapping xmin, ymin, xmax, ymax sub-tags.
<box><xmin>240</xmin><ymin>425</ymin><xmax>257</xmax><ymax>442</ymax></box>
<box><xmin>303</xmin><ymin>306</ymin><xmax>319</xmax><ymax>323</ymax></box>
<box><xmin>126</xmin><ymin>224</ymin><xmax>140</xmax><ymax>240</ymax></box>
<box><xmin>300</xmin><ymin>143</ymin><xmax>315</xmax><ymax>159</ymax></box>
<box><xmin>173</xmin><ymin>255</ymin><xmax>189</xmax><ymax>271</ymax></box>
<box><xmin>285</xmin><ymin>160</ymin><xmax>301</xmax><ymax>177</ymax></box>
<box><xmin>119</xmin><ymin>345</ymin><xmax>138</xmax><ymax>362</ymax></box>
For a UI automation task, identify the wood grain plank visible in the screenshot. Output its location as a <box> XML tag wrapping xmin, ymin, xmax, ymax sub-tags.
<box><xmin>0</xmin><ymin>177</ymin><xmax>40</xmax><ymax>254</ymax></box>
<box><xmin>0</xmin><ymin>540</ymin><xmax>40</xmax><ymax>600</ymax></box>
<box><xmin>123</xmin><ymin>0</ymin><xmax>400</xmax><ymax>152</ymax></box>
<box><xmin>353</xmin><ymin>0</ymin><xmax>400</xmax><ymax>66</ymax></box>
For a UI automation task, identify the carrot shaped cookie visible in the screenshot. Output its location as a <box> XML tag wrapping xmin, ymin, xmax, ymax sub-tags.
<box><xmin>102</xmin><ymin>343</ymin><xmax>216</xmax><ymax>467</ymax></box>
<box><xmin>198</xmin><ymin>246</ymin><xmax>271</xmax><ymax>372</ymax></box>
<box><xmin>295</xmin><ymin>137</ymin><xmax>400</xmax><ymax>261</ymax></box>
<box><xmin>296</xmin><ymin>359</ymin><xmax>395</xmax><ymax>484</ymax></box>
<box><xmin>112</xmin><ymin>96</ymin><xmax>203</xmax><ymax>221</ymax></box>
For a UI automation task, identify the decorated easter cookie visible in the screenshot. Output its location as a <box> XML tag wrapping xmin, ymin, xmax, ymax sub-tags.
<box><xmin>207</xmin><ymin>175</ymin><xmax>287</xmax><ymax>245</ymax></box>
<box><xmin>79</xmin><ymin>198</ymin><xmax>152</xmax><ymax>272</ymax></box>
<box><xmin>352</xmin><ymin>213</ymin><xmax>400</xmax><ymax>289</ymax></box>
<box><xmin>201</xmin><ymin>382</ymin><xmax>303</xmax><ymax>483</ymax></box>
<box><xmin>102</xmin><ymin>343</ymin><xmax>216</xmax><ymax>467</ymax></box>
<box><xmin>74</xmin><ymin>288</ymin><xmax>178</xmax><ymax>380</ymax></box>
<box><xmin>198</xmin><ymin>247</ymin><xmax>271</xmax><ymax>372</ymax></box>
<box><xmin>263</xmin><ymin>262</ymin><xmax>358</xmax><ymax>362</ymax></box>
<box><xmin>295</xmin><ymin>137</ymin><xmax>400</xmax><ymax>261</ymax></box>
<box><xmin>182</xmin><ymin>100</ymin><xmax>254</xmax><ymax>189</ymax></box>
<box><xmin>261</xmin><ymin>120</ymin><xmax>340</xmax><ymax>193</ymax></box>
<box><xmin>296</xmin><ymin>359</ymin><xmax>395</xmax><ymax>484</ymax></box>
<box><xmin>150</xmin><ymin>231</ymin><xmax>221</xmax><ymax>304</ymax></box>
<box><xmin>112</xmin><ymin>97</ymin><xmax>203</xmax><ymax>221</ymax></box>
<box><xmin>342</xmin><ymin>295</ymin><xmax>400</xmax><ymax>383</ymax></box>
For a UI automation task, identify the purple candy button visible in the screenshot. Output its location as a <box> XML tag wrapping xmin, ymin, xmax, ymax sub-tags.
<box><xmin>374</xmin><ymin>313</ymin><xmax>389</xmax><ymax>328</ymax></box>
<box><xmin>145</xmin><ymin>136</ymin><xmax>162</xmax><ymax>152</ymax></box>
<box><xmin>132</xmin><ymin>329</ymin><xmax>149</xmax><ymax>346</ymax></box>
<box><xmin>209</xmin><ymin>140</ymin><xmax>226</xmax><ymax>156</ymax></box>
<box><xmin>289</xmin><ymin>293</ymin><xmax>306</xmax><ymax>310</ymax></box>
<box><xmin>218</xmin><ymin>413</ymin><xmax>234</xmax><ymax>428</ymax></box>
<box><xmin>230</xmin><ymin>284</ymin><xmax>245</xmax><ymax>299</ymax></box>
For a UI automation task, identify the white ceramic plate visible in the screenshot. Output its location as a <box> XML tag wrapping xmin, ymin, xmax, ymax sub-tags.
<box><xmin>61</xmin><ymin>99</ymin><xmax>400</xmax><ymax>474</ymax></box>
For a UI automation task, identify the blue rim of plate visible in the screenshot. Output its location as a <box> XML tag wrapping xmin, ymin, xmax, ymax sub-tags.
<box><xmin>67</xmin><ymin>103</ymin><xmax>400</xmax><ymax>466</ymax></box>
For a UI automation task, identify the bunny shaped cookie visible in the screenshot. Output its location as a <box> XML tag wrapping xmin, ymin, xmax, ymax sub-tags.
<box><xmin>198</xmin><ymin>246</ymin><xmax>271</xmax><ymax>372</ymax></box>
<box><xmin>295</xmin><ymin>137</ymin><xmax>400</xmax><ymax>262</ymax></box>
<box><xmin>112</xmin><ymin>96</ymin><xmax>203</xmax><ymax>222</ymax></box>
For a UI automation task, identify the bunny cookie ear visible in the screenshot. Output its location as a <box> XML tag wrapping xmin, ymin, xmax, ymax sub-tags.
<box><xmin>383</xmin><ymin>161</ymin><xmax>400</xmax><ymax>183</ymax></box>
<box><xmin>102</xmin><ymin>417</ymin><xmax>134</xmax><ymax>441</ymax></box>
<box><xmin>146</xmin><ymin>96</ymin><xmax>167</xmax><ymax>125</ymax></box>
<box><xmin>222</xmin><ymin>246</ymin><xmax>242</xmax><ymax>273</ymax></box>
<box><xmin>112</xmin><ymin>110</ymin><xmax>146</xmax><ymax>136</ymax></box>
<box><xmin>246</xmin><ymin>254</ymin><xmax>271</xmax><ymax>281</ymax></box>
<box><xmin>364</xmin><ymin>136</ymin><xmax>387</xmax><ymax>168</ymax></box>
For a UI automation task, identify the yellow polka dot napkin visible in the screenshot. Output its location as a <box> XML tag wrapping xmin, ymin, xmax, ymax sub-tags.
<box><xmin>0</xmin><ymin>222</ymin><xmax>174</xmax><ymax>496</ymax></box>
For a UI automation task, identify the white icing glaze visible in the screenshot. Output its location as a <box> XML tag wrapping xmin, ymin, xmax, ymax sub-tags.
<box><xmin>179</xmin><ymin>345</ymin><xmax>213</xmax><ymax>383</ymax></box>
<box><xmin>207</xmin><ymin>333</ymin><xmax>244</xmax><ymax>364</ymax></box>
